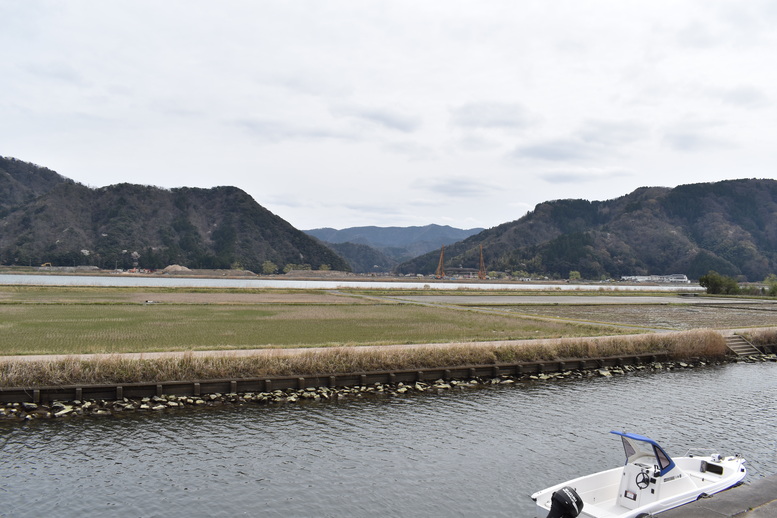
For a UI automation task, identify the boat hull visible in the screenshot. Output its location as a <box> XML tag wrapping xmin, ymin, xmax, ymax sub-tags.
<box><xmin>532</xmin><ymin>454</ymin><xmax>746</xmax><ymax>518</ymax></box>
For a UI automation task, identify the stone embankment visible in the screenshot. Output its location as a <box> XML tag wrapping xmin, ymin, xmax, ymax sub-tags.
<box><xmin>3</xmin><ymin>354</ymin><xmax>775</xmax><ymax>421</ymax></box>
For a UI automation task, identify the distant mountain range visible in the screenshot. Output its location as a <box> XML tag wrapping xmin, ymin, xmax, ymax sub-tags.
<box><xmin>396</xmin><ymin>179</ymin><xmax>777</xmax><ymax>281</ymax></box>
<box><xmin>4</xmin><ymin>155</ymin><xmax>776</xmax><ymax>281</ymax></box>
<box><xmin>0</xmin><ymin>156</ymin><xmax>348</xmax><ymax>273</ymax></box>
<box><xmin>304</xmin><ymin>225</ymin><xmax>483</xmax><ymax>272</ymax></box>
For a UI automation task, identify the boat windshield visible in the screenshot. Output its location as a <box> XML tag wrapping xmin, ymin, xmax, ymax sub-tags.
<box><xmin>610</xmin><ymin>431</ymin><xmax>676</xmax><ymax>476</ymax></box>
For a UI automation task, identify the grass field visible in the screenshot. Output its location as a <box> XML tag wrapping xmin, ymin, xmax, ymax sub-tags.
<box><xmin>2</xmin><ymin>285</ymin><xmax>767</xmax><ymax>386</ymax></box>
<box><xmin>0</xmin><ymin>286</ymin><xmax>625</xmax><ymax>355</ymax></box>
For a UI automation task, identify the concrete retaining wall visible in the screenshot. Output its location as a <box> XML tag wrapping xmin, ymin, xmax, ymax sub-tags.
<box><xmin>0</xmin><ymin>352</ymin><xmax>670</xmax><ymax>404</ymax></box>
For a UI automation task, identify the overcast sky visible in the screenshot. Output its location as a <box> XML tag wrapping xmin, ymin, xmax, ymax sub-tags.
<box><xmin>2</xmin><ymin>1</ymin><xmax>776</xmax><ymax>230</ymax></box>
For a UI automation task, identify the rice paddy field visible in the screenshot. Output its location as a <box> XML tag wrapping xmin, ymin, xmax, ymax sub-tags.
<box><xmin>498</xmin><ymin>303</ymin><xmax>777</xmax><ymax>330</ymax></box>
<box><xmin>0</xmin><ymin>286</ymin><xmax>626</xmax><ymax>356</ymax></box>
<box><xmin>2</xmin><ymin>285</ymin><xmax>774</xmax><ymax>386</ymax></box>
<box><xmin>2</xmin><ymin>285</ymin><xmax>776</xmax><ymax>357</ymax></box>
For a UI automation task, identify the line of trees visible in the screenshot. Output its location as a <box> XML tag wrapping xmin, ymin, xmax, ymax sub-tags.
<box><xmin>699</xmin><ymin>270</ymin><xmax>777</xmax><ymax>296</ymax></box>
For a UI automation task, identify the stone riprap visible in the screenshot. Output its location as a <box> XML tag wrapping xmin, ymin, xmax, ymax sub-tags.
<box><xmin>4</xmin><ymin>356</ymin><xmax>774</xmax><ymax>421</ymax></box>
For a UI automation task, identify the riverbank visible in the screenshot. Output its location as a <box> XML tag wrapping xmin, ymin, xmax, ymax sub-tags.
<box><xmin>4</xmin><ymin>339</ymin><xmax>776</xmax><ymax>421</ymax></box>
<box><xmin>7</xmin><ymin>354</ymin><xmax>776</xmax><ymax>421</ymax></box>
<box><xmin>0</xmin><ymin>329</ymin><xmax>732</xmax><ymax>388</ymax></box>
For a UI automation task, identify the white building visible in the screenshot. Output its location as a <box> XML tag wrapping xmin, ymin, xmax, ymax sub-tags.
<box><xmin>621</xmin><ymin>274</ymin><xmax>690</xmax><ymax>283</ymax></box>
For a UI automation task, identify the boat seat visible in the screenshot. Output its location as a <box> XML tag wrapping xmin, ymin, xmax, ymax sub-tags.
<box><xmin>701</xmin><ymin>461</ymin><xmax>724</xmax><ymax>475</ymax></box>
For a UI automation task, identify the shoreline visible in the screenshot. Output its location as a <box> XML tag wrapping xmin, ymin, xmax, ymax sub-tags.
<box><xmin>3</xmin><ymin>353</ymin><xmax>775</xmax><ymax>421</ymax></box>
<box><xmin>2</xmin><ymin>329</ymin><xmax>775</xmax><ymax>391</ymax></box>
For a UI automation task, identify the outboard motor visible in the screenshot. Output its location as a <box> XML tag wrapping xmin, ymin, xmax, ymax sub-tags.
<box><xmin>546</xmin><ymin>486</ymin><xmax>584</xmax><ymax>518</ymax></box>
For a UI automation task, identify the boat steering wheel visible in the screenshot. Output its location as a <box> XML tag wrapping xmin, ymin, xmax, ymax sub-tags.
<box><xmin>635</xmin><ymin>471</ymin><xmax>651</xmax><ymax>489</ymax></box>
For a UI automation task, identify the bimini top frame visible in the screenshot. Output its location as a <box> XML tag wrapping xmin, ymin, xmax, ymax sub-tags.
<box><xmin>610</xmin><ymin>431</ymin><xmax>677</xmax><ymax>477</ymax></box>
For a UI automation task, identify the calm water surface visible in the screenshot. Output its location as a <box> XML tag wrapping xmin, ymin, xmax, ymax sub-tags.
<box><xmin>2</xmin><ymin>363</ymin><xmax>775</xmax><ymax>517</ymax></box>
<box><xmin>0</xmin><ymin>273</ymin><xmax>701</xmax><ymax>292</ymax></box>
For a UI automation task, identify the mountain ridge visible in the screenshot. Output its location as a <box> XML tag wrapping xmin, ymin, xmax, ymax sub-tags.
<box><xmin>4</xmin><ymin>155</ymin><xmax>776</xmax><ymax>281</ymax></box>
<box><xmin>304</xmin><ymin>224</ymin><xmax>483</xmax><ymax>271</ymax></box>
<box><xmin>0</xmin><ymin>156</ymin><xmax>349</xmax><ymax>273</ymax></box>
<box><xmin>396</xmin><ymin>178</ymin><xmax>777</xmax><ymax>281</ymax></box>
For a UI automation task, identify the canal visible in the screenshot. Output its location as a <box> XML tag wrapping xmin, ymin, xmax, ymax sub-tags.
<box><xmin>1</xmin><ymin>362</ymin><xmax>775</xmax><ymax>517</ymax></box>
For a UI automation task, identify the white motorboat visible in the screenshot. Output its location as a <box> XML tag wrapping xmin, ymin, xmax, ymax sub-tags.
<box><xmin>531</xmin><ymin>431</ymin><xmax>746</xmax><ymax>518</ymax></box>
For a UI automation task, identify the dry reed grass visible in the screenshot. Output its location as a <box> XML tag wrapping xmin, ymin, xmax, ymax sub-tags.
<box><xmin>744</xmin><ymin>327</ymin><xmax>777</xmax><ymax>346</ymax></box>
<box><xmin>0</xmin><ymin>330</ymin><xmax>729</xmax><ymax>388</ymax></box>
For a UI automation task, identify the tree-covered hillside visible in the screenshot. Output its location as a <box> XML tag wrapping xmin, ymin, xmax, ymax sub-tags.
<box><xmin>396</xmin><ymin>179</ymin><xmax>777</xmax><ymax>281</ymax></box>
<box><xmin>305</xmin><ymin>224</ymin><xmax>483</xmax><ymax>263</ymax></box>
<box><xmin>0</xmin><ymin>156</ymin><xmax>349</xmax><ymax>273</ymax></box>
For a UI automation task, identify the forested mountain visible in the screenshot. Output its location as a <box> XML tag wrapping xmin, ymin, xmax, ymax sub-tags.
<box><xmin>6</xmin><ymin>156</ymin><xmax>775</xmax><ymax>280</ymax></box>
<box><xmin>305</xmin><ymin>224</ymin><xmax>483</xmax><ymax>265</ymax></box>
<box><xmin>323</xmin><ymin>242</ymin><xmax>397</xmax><ymax>273</ymax></box>
<box><xmin>0</xmin><ymin>157</ymin><xmax>73</xmax><ymax>216</ymax></box>
<box><xmin>0</xmin><ymin>156</ymin><xmax>349</xmax><ymax>272</ymax></box>
<box><xmin>396</xmin><ymin>179</ymin><xmax>777</xmax><ymax>281</ymax></box>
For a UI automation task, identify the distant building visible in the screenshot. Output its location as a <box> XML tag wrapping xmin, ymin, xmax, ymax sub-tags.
<box><xmin>621</xmin><ymin>274</ymin><xmax>690</xmax><ymax>283</ymax></box>
<box><xmin>446</xmin><ymin>267</ymin><xmax>481</xmax><ymax>279</ymax></box>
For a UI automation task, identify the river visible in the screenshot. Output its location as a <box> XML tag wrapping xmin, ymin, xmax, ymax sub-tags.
<box><xmin>1</xmin><ymin>362</ymin><xmax>775</xmax><ymax>517</ymax></box>
<box><xmin>0</xmin><ymin>273</ymin><xmax>702</xmax><ymax>292</ymax></box>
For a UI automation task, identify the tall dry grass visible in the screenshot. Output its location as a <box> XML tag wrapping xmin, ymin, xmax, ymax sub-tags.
<box><xmin>745</xmin><ymin>327</ymin><xmax>777</xmax><ymax>346</ymax></box>
<box><xmin>0</xmin><ymin>330</ymin><xmax>729</xmax><ymax>388</ymax></box>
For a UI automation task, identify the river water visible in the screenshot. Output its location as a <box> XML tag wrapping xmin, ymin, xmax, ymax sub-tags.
<box><xmin>1</xmin><ymin>362</ymin><xmax>775</xmax><ymax>517</ymax></box>
<box><xmin>0</xmin><ymin>273</ymin><xmax>701</xmax><ymax>292</ymax></box>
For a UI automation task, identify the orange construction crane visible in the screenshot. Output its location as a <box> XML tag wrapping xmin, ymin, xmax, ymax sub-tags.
<box><xmin>478</xmin><ymin>245</ymin><xmax>486</xmax><ymax>280</ymax></box>
<box><xmin>435</xmin><ymin>246</ymin><xmax>445</xmax><ymax>278</ymax></box>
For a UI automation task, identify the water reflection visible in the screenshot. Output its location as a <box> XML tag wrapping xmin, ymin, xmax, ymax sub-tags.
<box><xmin>2</xmin><ymin>363</ymin><xmax>775</xmax><ymax>517</ymax></box>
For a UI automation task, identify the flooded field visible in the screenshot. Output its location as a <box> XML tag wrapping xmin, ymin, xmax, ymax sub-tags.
<box><xmin>503</xmin><ymin>303</ymin><xmax>777</xmax><ymax>330</ymax></box>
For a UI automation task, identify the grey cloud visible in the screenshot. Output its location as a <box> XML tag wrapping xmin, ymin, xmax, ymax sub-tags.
<box><xmin>417</xmin><ymin>177</ymin><xmax>497</xmax><ymax>198</ymax></box>
<box><xmin>511</xmin><ymin>119</ymin><xmax>650</xmax><ymax>163</ymax></box>
<box><xmin>717</xmin><ymin>85</ymin><xmax>769</xmax><ymax>108</ymax></box>
<box><xmin>675</xmin><ymin>22</ymin><xmax>720</xmax><ymax>49</ymax></box>
<box><xmin>277</xmin><ymin>74</ymin><xmax>353</xmax><ymax>98</ymax></box>
<box><xmin>331</xmin><ymin>104</ymin><xmax>420</xmax><ymax>133</ymax></box>
<box><xmin>576</xmin><ymin>120</ymin><xmax>650</xmax><ymax>146</ymax></box>
<box><xmin>236</xmin><ymin>118</ymin><xmax>357</xmax><ymax>142</ymax></box>
<box><xmin>511</xmin><ymin>138</ymin><xmax>592</xmax><ymax>162</ymax></box>
<box><xmin>23</xmin><ymin>61</ymin><xmax>87</xmax><ymax>86</ymax></box>
<box><xmin>453</xmin><ymin>135</ymin><xmax>502</xmax><ymax>152</ymax></box>
<box><xmin>340</xmin><ymin>201</ymin><xmax>410</xmax><ymax>218</ymax></box>
<box><xmin>382</xmin><ymin>141</ymin><xmax>436</xmax><ymax>161</ymax></box>
<box><xmin>662</xmin><ymin>130</ymin><xmax>729</xmax><ymax>152</ymax></box>
<box><xmin>541</xmin><ymin>168</ymin><xmax>633</xmax><ymax>184</ymax></box>
<box><xmin>451</xmin><ymin>102</ymin><xmax>537</xmax><ymax>130</ymax></box>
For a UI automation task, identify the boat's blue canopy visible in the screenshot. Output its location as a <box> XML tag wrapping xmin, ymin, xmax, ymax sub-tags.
<box><xmin>610</xmin><ymin>431</ymin><xmax>676</xmax><ymax>476</ymax></box>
